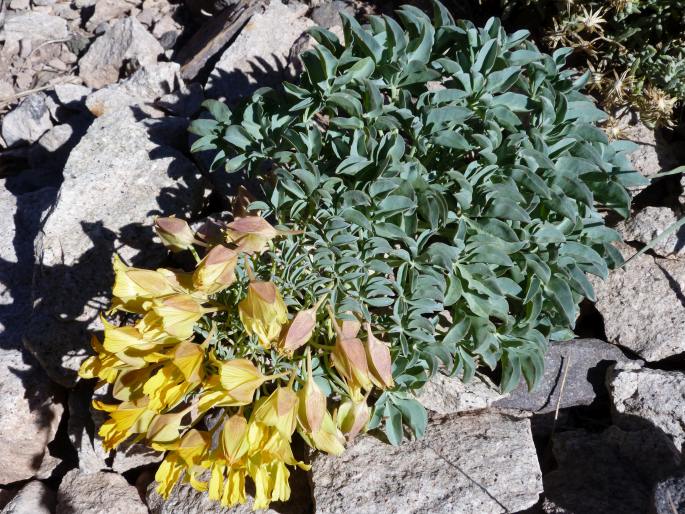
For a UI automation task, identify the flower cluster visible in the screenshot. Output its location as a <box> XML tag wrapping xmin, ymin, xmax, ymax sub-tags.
<box><xmin>78</xmin><ymin>215</ymin><xmax>393</xmax><ymax>510</ymax></box>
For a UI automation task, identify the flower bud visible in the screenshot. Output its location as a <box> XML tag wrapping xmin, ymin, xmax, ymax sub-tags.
<box><xmin>252</xmin><ymin>386</ymin><xmax>299</xmax><ymax>441</ymax></box>
<box><xmin>238</xmin><ymin>281</ymin><xmax>288</xmax><ymax>348</ymax></box>
<box><xmin>226</xmin><ymin>216</ymin><xmax>298</xmax><ymax>254</ymax></box>
<box><xmin>193</xmin><ymin>245</ymin><xmax>238</xmax><ymax>294</ymax></box>
<box><xmin>336</xmin><ymin>399</ymin><xmax>370</xmax><ymax>441</ymax></box>
<box><xmin>155</xmin><ymin>216</ymin><xmax>196</xmax><ymax>252</ymax></box>
<box><xmin>297</xmin><ymin>352</ymin><xmax>326</xmax><ymax>434</ymax></box>
<box><xmin>365</xmin><ymin>324</ymin><xmax>394</xmax><ymax>389</ymax></box>
<box><xmin>277</xmin><ymin>307</ymin><xmax>317</xmax><ymax>355</ymax></box>
<box><xmin>221</xmin><ymin>414</ymin><xmax>249</xmax><ymax>464</ymax></box>
<box><xmin>331</xmin><ymin>336</ymin><xmax>372</xmax><ymax>394</ymax></box>
<box><xmin>152</xmin><ymin>294</ymin><xmax>207</xmax><ymax>339</ymax></box>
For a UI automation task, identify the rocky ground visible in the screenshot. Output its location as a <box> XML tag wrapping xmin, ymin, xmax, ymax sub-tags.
<box><xmin>0</xmin><ymin>0</ymin><xmax>684</xmax><ymax>513</ymax></box>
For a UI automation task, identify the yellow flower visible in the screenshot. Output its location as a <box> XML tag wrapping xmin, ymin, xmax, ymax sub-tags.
<box><xmin>221</xmin><ymin>414</ymin><xmax>250</xmax><ymax>465</ymax></box>
<box><xmin>251</xmin><ymin>386</ymin><xmax>299</xmax><ymax>441</ymax></box>
<box><xmin>193</xmin><ymin>245</ymin><xmax>238</xmax><ymax>294</ymax></box>
<box><xmin>79</xmin><ymin>335</ymin><xmax>126</xmax><ymax>383</ymax></box>
<box><xmin>226</xmin><ymin>216</ymin><xmax>290</xmax><ymax>255</ymax></box>
<box><xmin>155</xmin><ymin>452</ymin><xmax>185</xmax><ymax>498</ymax></box>
<box><xmin>111</xmin><ymin>256</ymin><xmax>177</xmax><ymax>313</ymax></box>
<box><xmin>147</xmin><ymin>412</ymin><xmax>185</xmax><ymax>448</ymax></box>
<box><xmin>300</xmin><ymin>411</ymin><xmax>346</xmax><ymax>456</ymax></box>
<box><xmin>365</xmin><ymin>324</ymin><xmax>394</xmax><ymax>389</ymax></box>
<box><xmin>331</xmin><ymin>335</ymin><xmax>372</xmax><ymax>396</ymax></box>
<box><xmin>154</xmin><ymin>216</ymin><xmax>197</xmax><ymax>252</ymax></box>
<box><xmin>219</xmin><ymin>359</ymin><xmax>268</xmax><ymax>403</ymax></box>
<box><xmin>152</xmin><ymin>294</ymin><xmax>208</xmax><ymax>339</ymax></box>
<box><xmin>143</xmin><ymin>359</ymin><xmax>200</xmax><ymax>412</ymax></box>
<box><xmin>337</xmin><ymin>398</ymin><xmax>371</xmax><ymax>440</ymax></box>
<box><xmin>102</xmin><ymin>316</ymin><xmax>160</xmax><ymax>354</ymax></box>
<box><xmin>94</xmin><ymin>398</ymin><xmax>155</xmax><ymax>450</ymax></box>
<box><xmin>238</xmin><ymin>281</ymin><xmax>288</xmax><ymax>348</ymax></box>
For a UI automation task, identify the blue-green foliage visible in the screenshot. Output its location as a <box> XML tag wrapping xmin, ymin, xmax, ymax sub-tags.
<box><xmin>191</xmin><ymin>1</ymin><xmax>647</xmax><ymax>443</ymax></box>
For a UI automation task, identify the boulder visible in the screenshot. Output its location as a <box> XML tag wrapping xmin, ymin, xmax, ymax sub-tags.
<box><xmin>206</xmin><ymin>0</ymin><xmax>314</xmax><ymax>104</ymax></box>
<box><xmin>542</xmin><ymin>427</ymin><xmax>681</xmax><ymax>514</ymax></box>
<box><xmin>617</xmin><ymin>206</ymin><xmax>685</xmax><ymax>259</ymax></box>
<box><xmin>591</xmin><ymin>242</ymin><xmax>685</xmax><ymax>362</ymax></box>
<box><xmin>415</xmin><ymin>373</ymin><xmax>503</xmax><ymax>415</ymax></box>
<box><xmin>56</xmin><ymin>469</ymin><xmax>147</xmax><ymax>514</ymax></box>
<box><xmin>653</xmin><ymin>472</ymin><xmax>685</xmax><ymax>514</ymax></box>
<box><xmin>1</xmin><ymin>93</ymin><xmax>53</xmax><ymax>147</ymax></box>
<box><xmin>608</xmin><ymin>365</ymin><xmax>685</xmax><ymax>453</ymax></box>
<box><xmin>78</xmin><ymin>17</ymin><xmax>164</xmax><ymax>89</ymax></box>
<box><xmin>85</xmin><ymin>62</ymin><xmax>181</xmax><ymax>118</ymax></box>
<box><xmin>0</xmin><ymin>185</ymin><xmax>62</xmax><ymax>485</ymax></box>
<box><xmin>0</xmin><ymin>480</ymin><xmax>56</xmax><ymax>514</ymax></box>
<box><xmin>68</xmin><ymin>381</ymin><xmax>161</xmax><ymax>474</ymax></box>
<box><xmin>494</xmin><ymin>339</ymin><xmax>633</xmax><ymax>413</ymax></box>
<box><xmin>146</xmin><ymin>468</ymin><xmax>311</xmax><ymax>513</ymax></box>
<box><xmin>24</xmin><ymin>109</ymin><xmax>204</xmax><ymax>387</ymax></box>
<box><xmin>312</xmin><ymin>412</ymin><xmax>542</xmax><ymax>514</ymax></box>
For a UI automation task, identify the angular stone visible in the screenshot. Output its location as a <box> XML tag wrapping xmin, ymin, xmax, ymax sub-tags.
<box><xmin>78</xmin><ymin>17</ymin><xmax>163</xmax><ymax>89</ymax></box>
<box><xmin>416</xmin><ymin>373</ymin><xmax>503</xmax><ymax>415</ymax></box>
<box><xmin>85</xmin><ymin>62</ymin><xmax>181</xmax><ymax>117</ymax></box>
<box><xmin>1</xmin><ymin>480</ymin><xmax>55</xmax><ymax>514</ymax></box>
<box><xmin>591</xmin><ymin>242</ymin><xmax>685</xmax><ymax>362</ymax></box>
<box><xmin>56</xmin><ymin>469</ymin><xmax>147</xmax><ymax>514</ymax></box>
<box><xmin>206</xmin><ymin>0</ymin><xmax>314</xmax><ymax>104</ymax></box>
<box><xmin>494</xmin><ymin>339</ymin><xmax>633</xmax><ymax>413</ymax></box>
<box><xmin>616</xmin><ymin>206</ymin><xmax>685</xmax><ymax>259</ymax></box>
<box><xmin>24</xmin><ymin>109</ymin><xmax>204</xmax><ymax>386</ymax></box>
<box><xmin>609</xmin><ymin>365</ymin><xmax>685</xmax><ymax>453</ymax></box>
<box><xmin>312</xmin><ymin>412</ymin><xmax>542</xmax><ymax>514</ymax></box>
<box><xmin>1</xmin><ymin>12</ymin><xmax>68</xmax><ymax>55</ymax></box>
<box><xmin>542</xmin><ymin>427</ymin><xmax>681</xmax><ymax>514</ymax></box>
<box><xmin>68</xmin><ymin>381</ymin><xmax>161</xmax><ymax>474</ymax></box>
<box><xmin>653</xmin><ymin>472</ymin><xmax>685</xmax><ymax>514</ymax></box>
<box><xmin>1</xmin><ymin>93</ymin><xmax>52</xmax><ymax>147</ymax></box>
<box><xmin>85</xmin><ymin>0</ymin><xmax>133</xmax><ymax>32</ymax></box>
<box><xmin>53</xmin><ymin>84</ymin><xmax>92</xmax><ymax>111</ymax></box>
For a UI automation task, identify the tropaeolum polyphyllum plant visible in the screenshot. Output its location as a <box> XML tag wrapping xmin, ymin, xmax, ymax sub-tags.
<box><xmin>80</xmin><ymin>0</ymin><xmax>648</xmax><ymax>509</ymax></box>
<box><xmin>79</xmin><ymin>214</ymin><xmax>393</xmax><ymax>509</ymax></box>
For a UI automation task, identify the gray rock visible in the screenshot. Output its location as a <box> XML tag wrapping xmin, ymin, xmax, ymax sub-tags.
<box><xmin>617</xmin><ymin>116</ymin><xmax>679</xmax><ymax>187</ymax></box>
<box><xmin>53</xmin><ymin>84</ymin><xmax>92</xmax><ymax>111</ymax></box>
<box><xmin>416</xmin><ymin>373</ymin><xmax>503</xmax><ymax>415</ymax></box>
<box><xmin>85</xmin><ymin>0</ymin><xmax>133</xmax><ymax>32</ymax></box>
<box><xmin>85</xmin><ymin>62</ymin><xmax>180</xmax><ymax>118</ymax></box>
<box><xmin>24</xmin><ymin>109</ymin><xmax>204</xmax><ymax>386</ymax></box>
<box><xmin>0</xmin><ymin>344</ymin><xmax>63</xmax><ymax>485</ymax></box>
<box><xmin>146</xmin><ymin>468</ymin><xmax>311</xmax><ymax>513</ymax></box>
<box><xmin>312</xmin><ymin>412</ymin><xmax>542</xmax><ymax>514</ymax></box>
<box><xmin>309</xmin><ymin>0</ymin><xmax>353</xmax><ymax>28</ymax></box>
<box><xmin>617</xmin><ymin>206</ymin><xmax>685</xmax><ymax>259</ymax></box>
<box><xmin>0</xmin><ymin>185</ymin><xmax>62</xmax><ymax>485</ymax></box>
<box><xmin>27</xmin><ymin>124</ymin><xmax>74</xmax><ymax>170</ymax></box>
<box><xmin>591</xmin><ymin>242</ymin><xmax>685</xmax><ymax>362</ymax></box>
<box><xmin>1</xmin><ymin>12</ymin><xmax>68</xmax><ymax>55</ymax></box>
<box><xmin>543</xmin><ymin>427</ymin><xmax>681</xmax><ymax>514</ymax></box>
<box><xmin>156</xmin><ymin>82</ymin><xmax>204</xmax><ymax>117</ymax></box>
<box><xmin>0</xmin><ymin>480</ymin><xmax>55</xmax><ymax>514</ymax></box>
<box><xmin>206</xmin><ymin>0</ymin><xmax>314</xmax><ymax>104</ymax></box>
<box><xmin>78</xmin><ymin>17</ymin><xmax>164</xmax><ymax>89</ymax></box>
<box><xmin>494</xmin><ymin>338</ymin><xmax>633</xmax><ymax>413</ymax></box>
<box><xmin>56</xmin><ymin>469</ymin><xmax>147</xmax><ymax>514</ymax></box>
<box><xmin>653</xmin><ymin>472</ymin><xmax>685</xmax><ymax>514</ymax></box>
<box><xmin>609</xmin><ymin>365</ymin><xmax>685</xmax><ymax>454</ymax></box>
<box><xmin>1</xmin><ymin>93</ymin><xmax>52</xmax><ymax>147</ymax></box>
<box><xmin>68</xmin><ymin>381</ymin><xmax>161</xmax><ymax>474</ymax></box>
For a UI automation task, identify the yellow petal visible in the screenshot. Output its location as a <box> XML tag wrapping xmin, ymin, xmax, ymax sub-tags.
<box><xmin>219</xmin><ymin>359</ymin><xmax>266</xmax><ymax>403</ymax></box>
<box><xmin>152</xmin><ymin>294</ymin><xmax>206</xmax><ymax>339</ymax></box>
<box><xmin>238</xmin><ymin>282</ymin><xmax>288</xmax><ymax>348</ymax></box>
<box><xmin>193</xmin><ymin>245</ymin><xmax>238</xmax><ymax>294</ymax></box>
